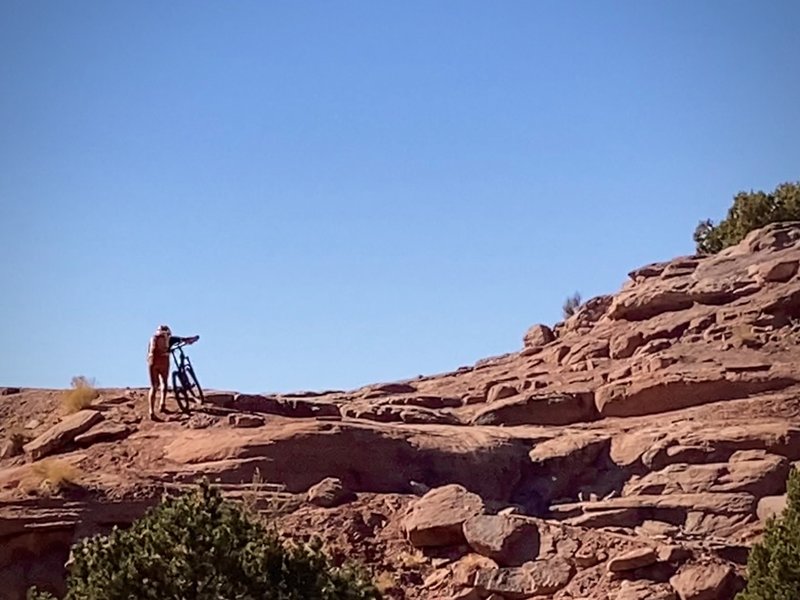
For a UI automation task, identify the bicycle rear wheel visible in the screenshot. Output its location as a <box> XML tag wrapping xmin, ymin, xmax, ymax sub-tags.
<box><xmin>172</xmin><ymin>371</ymin><xmax>191</xmax><ymax>413</ymax></box>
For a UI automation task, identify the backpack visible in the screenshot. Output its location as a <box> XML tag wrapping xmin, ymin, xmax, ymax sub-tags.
<box><xmin>147</xmin><ymin>331</ymin><xmax>171</xmax><ymax>362</ymax></box>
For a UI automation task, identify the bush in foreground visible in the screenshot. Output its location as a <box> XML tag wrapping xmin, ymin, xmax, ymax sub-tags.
<box><xmin>29</xmin><ymin>481</ymin><xmax>381</xmax><ymax>600</ymax></box>
<box><xmin>694</xmin><ymin>181</ymin><xmax>800</xmax><ymax>254</ymax></box>
<box><xmin>737</xmin><ymin>468</ymin><xmax>800</xmax><ymax>600</ymax></box>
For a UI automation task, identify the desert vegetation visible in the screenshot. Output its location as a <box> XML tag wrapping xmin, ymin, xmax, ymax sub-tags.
<box><xmin>62</xmin><ymin>376</ymin><xmax>99</xmax><ymax>414</ymax></box>
<box><xmin>28</xmin><ymin>481</ymin><xmax>381</xmax><ymax>600</ymax></box>
<box><xmin>737</xmin><ymin>468</ymin><xmax>800</xmax><ymax>600</ymax></box>
<box><xmin>694</xmin><ymin>181</ymin><xmax>800</xmax><ymax>255</ymax></box>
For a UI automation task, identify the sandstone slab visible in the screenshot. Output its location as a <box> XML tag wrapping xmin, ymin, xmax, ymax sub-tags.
<box><xmin>596</xmin><ymin>372</ymin><xmax>796</xmax><ymax>418</ymax></box>
<box><xmin>74</xmin><ymin>422</ymin><xmax>132</xmax><ymax>446</ymax></box>
<box><xmin>228</xmin><ymin>414</ymin><xmax>266</xmax><ymax>428</ymax></box>
<box><xmin>471</xmin><ymin>392</ymin><xmax>598</xmax><ymax>426</ymax></box>
<box><xmin>24</xmin><ymin>411</ymin><xmax>103</xmax><ymax>460</ymax></box>
<box><xmin>607</xmin><ymin>547</ymin><xmax>658</xmax><ymax>572</ymax></box>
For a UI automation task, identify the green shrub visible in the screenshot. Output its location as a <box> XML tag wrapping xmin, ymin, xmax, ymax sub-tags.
<box><xmin>29</xmin><ymin>481</ymin><xmax>381</xmax><ymax>600</ymax></box>
<box><xmin>737</xmin><ymin>468</ymin><xmax>800</xmax><ymax>600</ymax></box>
<box><xmin>694</xmin><ymin>181</ymin><xmax>800</xmax><ymax>254</ymax></box>
<box><xmin>562</xmin><ymin>292</ymin><xmax>582</xmax><ymax>319</ymax></box>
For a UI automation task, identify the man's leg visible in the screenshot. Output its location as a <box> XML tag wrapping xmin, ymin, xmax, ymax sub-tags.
<box><xmin>159</xmin><ymin>366</ymin><xmax>169</xmax><ymax>412</ymax></box>
<box><xmin>147</xmin><ymin>364</ymin><xmax>159</xmax><ymax>420</ymax></box>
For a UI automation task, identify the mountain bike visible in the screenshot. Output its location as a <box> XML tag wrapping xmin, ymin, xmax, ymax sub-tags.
<box><xmin>171</xmin><ymin>341</ymin><xmax>204</xmax><ymax>413</ymax></box>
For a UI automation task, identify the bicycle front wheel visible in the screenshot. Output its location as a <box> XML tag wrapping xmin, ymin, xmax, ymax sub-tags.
<box><xmin>172</xmin><ymin>371</ymin><xmax>191</xmax><ymax>413</ymax></box>
<box><xmin>184</xmin><ymin>366</ymin><xmax>205</xmax><ymax>405</ymax></box>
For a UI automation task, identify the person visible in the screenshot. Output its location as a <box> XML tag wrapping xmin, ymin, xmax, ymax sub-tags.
<box><xmin>147</xmin><ymin>325</ymin><xmax>199</xmax><ymax>420</ymax></box>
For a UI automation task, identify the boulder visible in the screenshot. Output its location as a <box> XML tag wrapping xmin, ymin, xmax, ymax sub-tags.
<box><xmin>757</xmin><ymin>494</ymin><xmax>788</xmax><ymax>522</ymax></box>
<box><xmin>306</xmin><ymin>477</ymin><xmax>355</xmax><ymax>508</ymax></box>
<box><xmin>472</xmin><ymin>558</ymin><xmax>574</xmax><ymax>599</ymax></box>
<box><xmin>471</xmin><ymin>392</ymin><xmax>598</xmax><ymax>426</ymax></box>
<box><xmin>607</xmin><ymin>547</ymin><xmax>658</xmax><ymax>573</ymax></box>
<box><xmin>404</xmin><ymin>484</ymin><xmax>485</xmax><ymax>547</ymax></box>
<box><xmin>24</xmin><ymin>411</ymin><xmax>104</xmax><ymax>460</ymax></box>
<box><xmin>463</xmin><ymin>515</ymin><xmax>540</xmax><ymax>566</ymax></box>
<box><xmin>228</xmin><ymin>414</ymin><xmax>266</xmax><ymax>428</ymax></box>
<box><xmin>669</xmin><ymin>563</ymin><xmax>735</xmax><ymax>600</ymax></box>
<box><xmin>523</xmin><ymin>324</ymin><xmax>555</xmax><ymax>349</ymax></box>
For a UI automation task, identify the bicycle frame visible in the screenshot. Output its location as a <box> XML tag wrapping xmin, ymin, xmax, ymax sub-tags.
<box><xmin>170</xmin><ymin>343</ymin><xmax>192</xmax><ymax>373</ymax></box>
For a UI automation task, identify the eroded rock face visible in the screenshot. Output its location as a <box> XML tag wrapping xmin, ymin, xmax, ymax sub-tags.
<box><xmin>5</xmin><ymin>223</ymin><xmax>800</xmax><ymax>600</ymax></box>
<box><xmin>164</xmin><ymin>421</ymin><xmax>530</xmax><ymax>500</ymax></box>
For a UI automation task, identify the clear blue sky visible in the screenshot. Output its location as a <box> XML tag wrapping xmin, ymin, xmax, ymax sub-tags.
<box><xmin>1</xmin><ymin>2</ymin><xmax>798</xmax><ymax>393</ymax></box>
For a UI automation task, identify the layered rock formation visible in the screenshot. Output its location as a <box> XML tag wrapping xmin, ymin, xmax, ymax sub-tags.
<box><xmin>2</xmin><ymin>222</ymin><xmax>800</xmax><ymax>599</ymax></box>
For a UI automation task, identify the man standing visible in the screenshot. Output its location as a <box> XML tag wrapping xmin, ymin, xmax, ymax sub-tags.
<box><xmin>147</xmin><ymin>325</ymin><xmax>199</xmax><ymax>420</ymax></box>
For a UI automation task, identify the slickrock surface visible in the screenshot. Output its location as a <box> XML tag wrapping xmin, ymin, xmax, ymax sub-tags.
<box><xmin>3</xmin><ymin>222</ymin><xmax>800</xmax><ymax>599</ymax></box>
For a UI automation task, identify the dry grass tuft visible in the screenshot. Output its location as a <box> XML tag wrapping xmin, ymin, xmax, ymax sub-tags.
<box><xmin>27</xmin><ymin>459</ymin><xmax>81</xmax><ymax>494</ymax></box>
<box><xmin>374</xmin><ymin>571</ymin><xmax>396</xmax><ymax>594</ymax></box>
<box><xmin>241</xmin><ymin>467</ymin><xmax>265</xmax><ymax>515</ymax></box>
<box><xmin>7</xmin><ymin>426</ymin><xmax>31</xmax><ymax>448</ymax></box>
<box><xmin>63</xmin><ymin>375</ymin><xmax>99</xmax><ymax>414</ymax></box>
<box><xmin>397</xmin><ymin>550</ymin><xmax>427</xmax><ymax>568</ymax></box>
<box><xmin>730</xmin><ymin>324</ymin><xmax>762</xmax><ymax>349</ymax></box>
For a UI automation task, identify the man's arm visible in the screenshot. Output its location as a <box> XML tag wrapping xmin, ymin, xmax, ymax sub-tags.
<box><xmin>169</xmin><ymin>335</ymin><xmax>200</xmax><ymax>346</ymax></box>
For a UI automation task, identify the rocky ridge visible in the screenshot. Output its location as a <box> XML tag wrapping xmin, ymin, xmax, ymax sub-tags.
<box><xmin>2</xmin><ymin>222</ymin><xmax>800</xmax><ymax>599</ymax></box>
